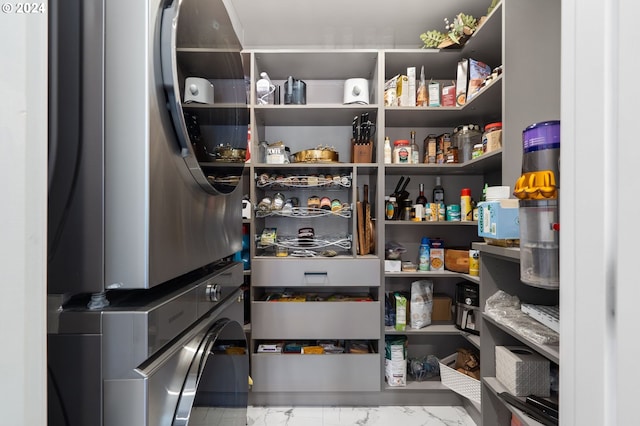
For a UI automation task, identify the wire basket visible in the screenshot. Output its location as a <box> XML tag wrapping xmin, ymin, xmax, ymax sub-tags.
<box><xmin>438</xmin><ymin>353</ymin><xmax>481</xmax><ymax>404</ymax></box>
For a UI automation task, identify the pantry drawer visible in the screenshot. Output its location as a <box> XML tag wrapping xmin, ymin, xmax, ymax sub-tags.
<box><xmin>251</xmin><ymin>301</ymin><xmax>380</xmax><ymax>339</ymax></box>
<box><xmin>251</xmin><ymin>258</ymin><xmax>380</xmax><ymax>287</ymax></box>
<box><xmin>251</xmin><ymin>353</ymin><xmax>380</xmax><ymax>392</ymax></box>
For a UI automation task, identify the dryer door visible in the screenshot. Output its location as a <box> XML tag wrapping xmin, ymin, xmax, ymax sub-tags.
<box><xmin>161</xmin><ymin>0</ymin><xmax>249</xmax><ymax>195</ymax></box>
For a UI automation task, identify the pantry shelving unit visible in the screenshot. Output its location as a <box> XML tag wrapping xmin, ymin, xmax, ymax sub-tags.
<box><xmin>476</xmin><ymin>243</ymin><xmax>560</xmax><ymax>426</ymax></box>
<box><xmin>241</xmin><ymin>2</ymin><xmax>504</xmax><ymax>411</ymax></box>
<box><xmin>239</xmin><ymin>0</ymin><xmax>559</xmax><ymax>418</ymax></box>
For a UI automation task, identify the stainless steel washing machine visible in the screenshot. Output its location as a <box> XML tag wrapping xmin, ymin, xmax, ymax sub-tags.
<box><xmin>48</xmin><ymin>262</ymin><xmax>248</xmax><ymax>426</ymax></box>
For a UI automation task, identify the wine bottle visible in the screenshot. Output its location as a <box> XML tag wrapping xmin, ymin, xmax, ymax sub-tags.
<box><xmin>416</xmin><ymin>183</ymin><xmax>428</xmax><ymax>206</ymax></box>
<box><xmin>433</xmin><ymin>176</ymin><xmax>445</xmax><ymax>205</ymax></box>
<box><xmin>410</xmin><ymin>130</ymin><xmax>420</xmax><ymax>164</ymax></box>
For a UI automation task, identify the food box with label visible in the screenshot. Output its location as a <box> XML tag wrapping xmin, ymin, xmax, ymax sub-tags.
<box><xmin>477</xmin><ymin>199</ymin><xmax>520</xmax><ymax>240</ymax></box>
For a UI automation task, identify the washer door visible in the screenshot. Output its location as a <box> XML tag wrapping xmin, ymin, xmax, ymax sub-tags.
<box><xmin>105</xmin><ymin>314</ymin><xmax>248</xmax><ymax>426</ymax></box>
<box><xmin>172</xmin><ymin>318</ymin><xmax>249</xmax><ymax>426</ymax></box>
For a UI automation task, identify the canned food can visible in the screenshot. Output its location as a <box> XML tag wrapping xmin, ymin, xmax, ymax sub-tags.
<box><xmin>446</xmin><ymin>204</ymin><xmax>461</xmax><ymax>221</ymax></box>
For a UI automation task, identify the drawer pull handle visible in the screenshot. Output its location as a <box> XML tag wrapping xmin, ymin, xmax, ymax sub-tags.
<box><xmin>303</xmin><ymin>272</ymin><xmax>329</xmax><ymax>285</ymax></box>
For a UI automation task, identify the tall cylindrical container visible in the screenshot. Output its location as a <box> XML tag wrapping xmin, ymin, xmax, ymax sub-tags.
<box><xmin>522</xmin><ymin>120</ymin><xmax>561</xmax><ymax>188</ymax></box>
<box><xmin>460</xmin><ymin>188</ymin><xmax>472</xmax><ymax>222</ymax></box>
<box><xmin>517</xmin><ymin>120</ymin><xmax>560</xmax><ymax>289</ymax></box>
<box><xmin>519</xmin><ymin>199</ymin><xmax>559</xmax><ymax>288</ymax></box>
<box><xmin>418</xmin><ymin>237</ymin><xmax>430</xmax><ymax>271</ymax></box>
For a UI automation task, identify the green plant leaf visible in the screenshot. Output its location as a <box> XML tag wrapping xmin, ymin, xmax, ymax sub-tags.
<box><xmin>420</xmin><ymin>30</ymin><xmax>446</xmax><ymax>48</ymax></box>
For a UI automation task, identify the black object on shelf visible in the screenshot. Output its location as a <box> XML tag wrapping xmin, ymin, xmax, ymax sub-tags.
<box><xmin>526</xmin><ymin>395</ymin><xmax>559</xmax><ymax>421</ymax></box>
<box><xmin>498</xmin><ymin>392</ymin><xmax>558</xmax><ymax>426</ymax></box>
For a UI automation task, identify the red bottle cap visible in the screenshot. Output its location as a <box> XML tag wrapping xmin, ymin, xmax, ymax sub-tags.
<box><xmin>461</xmin><ymin>188</ymin><xmax>471</xmax><ymax>196</ymax></box>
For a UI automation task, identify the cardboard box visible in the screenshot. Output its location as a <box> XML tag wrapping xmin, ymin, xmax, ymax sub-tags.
<box><xmin>397</xmin><ymin>75</ymin><xmax>411</xmax><ymax>106</ymax></box>
<box><xmin>384</xmin><ymin>75</ymin><xmax>399</xmax><ymax>106</ymax></box>
<box><xmin>477</xmin><ymin>199</ymin><xmax>520</xmax><ymax>240</ymax></box>
<box><xmin>442</xmin><ymin>82</ymin><xmax>456</xmax><ymax>107</ymax></box>
<box><xmin>428</xmin><ymin>81</ymin><xmax>440</xmax><ymax>107</ymax></box>
<box><xmin>406</xmin><ymin>67</ymin><xmax>416</xmax><ymax>106</ymax></box>
<box><xmin>456</xmin><ymin>59</ymin><xmax>469</xmax><ymax>106</ymax></box>
<box><xmin>385</xmin><ymin>260</ymin><xmax>402</xmax><ymax>272</ymax></box>
<box><xmin>467</xmin><ymin>59</ymin><xmax>491</xmax><ymax>100</ymax></box>
<box><xmin>496</xmin><ymin>346</ymin><xmax>550</xmax><ymax>397</ymax></box>
<box><xmin>429</xmin><ymin>239</ymin><xmax>445</xmax><ymax>271</ymax></box>
<box><xmin>432</xmin><ymin>295</ymin><xmax>452</xmax><ymax>321</ymax></box>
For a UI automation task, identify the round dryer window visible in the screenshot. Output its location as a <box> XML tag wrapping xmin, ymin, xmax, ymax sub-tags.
<box><xmin>160</xmin><ymin>0</ymin><xmax>249</xmax><ymax>195</ymax></box>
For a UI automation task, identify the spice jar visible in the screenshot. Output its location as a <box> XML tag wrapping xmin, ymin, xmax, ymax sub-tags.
<box><xmin>307</xmin><ymin>195</ymin><xmax>320</xmax><ymax>210</ymax></box>
<box><xmin>393</xmin><ymin>139</ymin><xmax>411</xmax><ymax>164</ymax></box>
<box><xmin>472</xmin><ymin>143</ymin><xmax>484</xmax><ymax>159</ymax></box>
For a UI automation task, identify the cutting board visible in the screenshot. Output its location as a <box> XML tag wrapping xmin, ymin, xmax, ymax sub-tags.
<box><xmin>363</xmin><ymin>184</ymin><xmax>371</xmax><ymax>254</ymax></box>
<box><xmin>356</xmin><ymin>200</ymin><xmax>365</xmax><ymax>255</ymax></box>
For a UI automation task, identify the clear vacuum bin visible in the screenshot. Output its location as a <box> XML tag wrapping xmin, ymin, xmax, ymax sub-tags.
<box><xmin>519</xmin><ymin>199</ymin><xmax>559</xmax><ymax>289</ymax></box>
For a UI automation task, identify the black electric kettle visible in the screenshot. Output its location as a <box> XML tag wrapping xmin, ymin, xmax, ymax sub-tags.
<box><xmin>284</xmin><ymin>76</ymin><xmax>306</xmax><ymax>105</ymax></box>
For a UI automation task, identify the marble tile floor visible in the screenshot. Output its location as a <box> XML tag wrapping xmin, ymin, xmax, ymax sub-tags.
<box><xmin>246</xmin><ymin>405</ymin><xmax>477</xmax><ymax>426</ymax></box>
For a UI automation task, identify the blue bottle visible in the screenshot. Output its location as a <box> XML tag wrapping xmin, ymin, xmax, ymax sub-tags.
<box><xmin>418</xmin><ymin>237</ymin><xmax>430</xmax><ymax>271</ymax></box>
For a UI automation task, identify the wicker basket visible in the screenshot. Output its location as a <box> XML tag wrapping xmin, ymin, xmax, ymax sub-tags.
<box><xmin>438</xmin><ymin>353</ymin><xmax>481</xmax><ymax>404</ymax></box>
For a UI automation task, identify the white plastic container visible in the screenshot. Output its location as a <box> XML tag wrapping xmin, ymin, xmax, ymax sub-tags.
<box><xmin>485</xmin><ymin>186</ymin><xmax>511</xmax><ymax>200</ymax></box>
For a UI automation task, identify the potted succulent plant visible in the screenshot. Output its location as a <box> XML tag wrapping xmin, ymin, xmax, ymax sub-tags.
<box><xmin>419</xmin><ymin>12</ymin><xmax>479</xmax><ymax>49</ymax></box>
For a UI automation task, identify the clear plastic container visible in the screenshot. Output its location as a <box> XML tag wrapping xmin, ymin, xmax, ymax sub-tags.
<box><xmin>453</xmin><ymin>124</ymin><xmax>482</xmax><ymax>163</ymax></box>
<box><xmin>519</xmin><ymin>199</ymin><xmax>559</xmax><ymax>288</ymax></box>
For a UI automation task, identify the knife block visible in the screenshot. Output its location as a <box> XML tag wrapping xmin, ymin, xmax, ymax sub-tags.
<box><xmin>351</xmin><ymin>139</ymin><xmax>373</xmax><ymax>163</ymax></box>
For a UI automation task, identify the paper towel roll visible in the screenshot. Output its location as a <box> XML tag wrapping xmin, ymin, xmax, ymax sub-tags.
<box><xmin>495</xmin><ymin>345</ymin><xmax>550</xmax><ymax>397</ymax></box>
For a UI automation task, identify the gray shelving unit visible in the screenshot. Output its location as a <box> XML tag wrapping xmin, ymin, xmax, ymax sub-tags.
<box><xmin>474</xmin><ymin>0</ymin><xmax>561</xmax><ymax>424</ymax></box>
<box><xmin>476</xmin><ymin>242</ymin><xmax>559</xmax><ymax>425</ymax></box>
<box><xmin>243</xmin><ymin>1</ymin><xmax>511</xmax><ymax>415</ymax></box>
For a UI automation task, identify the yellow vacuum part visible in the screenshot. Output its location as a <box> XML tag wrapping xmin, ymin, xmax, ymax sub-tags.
<box><xmin>514</xmin><ymin>170</ymin><xmax>557</xmax><ymax>200</ymax></box>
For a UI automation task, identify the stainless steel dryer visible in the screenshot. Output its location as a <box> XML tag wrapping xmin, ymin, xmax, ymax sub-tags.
<box><xmin>47</xmin><ymin>0</ymin><xmax>249</xmax><ymax>424</ymax></box>
<box><xmin>47</xmin><ymin>0</ymin><xmax>249</xmax><ymax>296</ymax></box>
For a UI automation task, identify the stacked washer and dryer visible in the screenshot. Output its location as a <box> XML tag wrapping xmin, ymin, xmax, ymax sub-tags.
<box><xmin>47</xmin><ymin>0</ymin><xmax>250</xmax><ymax>425</ymax></box>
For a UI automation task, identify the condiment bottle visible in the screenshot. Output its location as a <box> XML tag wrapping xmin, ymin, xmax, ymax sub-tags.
<box><xmin>433</xmin><ymin>176</ymin><xmax>445</xmax><ymax>206</ymax></box>
<box><xmin>386</xmin><ymin>196</ymin><xmax>398</xmax><ymax>220</ymax></box>
<box><xmin>384</xmin><ymin>136</ymin><xmax>392</xmax><ymax>164</ymax></box>
<box><xmin>460</xmin><ymin>188</ymin><xmax>472</xmax><ymax>222</ymax></box>
<box><xmin>418</xmin><ymin>237</ymin><xmax>430</xmax><ymax>271</ymax></box>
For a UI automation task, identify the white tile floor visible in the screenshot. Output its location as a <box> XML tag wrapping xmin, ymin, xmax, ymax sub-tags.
<box><xmin>247</xmin><ymin>405</ymin><xmax>477</xmax><ymax>426</ymax></box>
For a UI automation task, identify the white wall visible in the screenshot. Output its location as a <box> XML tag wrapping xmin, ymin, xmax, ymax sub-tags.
<box><xmin>0</xmin><ymin>5</ymin><xmax>48</xmax><ymax>426</ymax></box>
<box><xmin>561</xmin><ymin>0</ymin><xmax>640</xmax><ymax>424</ymax></box>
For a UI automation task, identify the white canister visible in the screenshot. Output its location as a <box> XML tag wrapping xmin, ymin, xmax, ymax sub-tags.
<box><xmin>184</xmin><ymin>77</ymin><xmax>215</xmax><ymax>104</ymax></box>
<box><xmin>413</xmin><ymin>204</ymin><xmax>424</xmax><ymax>221</ymax></box>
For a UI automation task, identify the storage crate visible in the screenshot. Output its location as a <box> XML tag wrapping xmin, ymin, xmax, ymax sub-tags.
<box><xmin>438</xmin><ymin>353</ymin><xmax>481</xmax><ymax>404</ymax></box>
